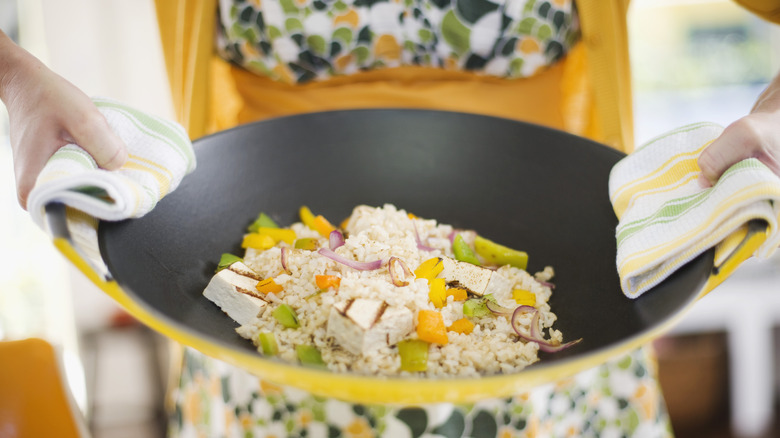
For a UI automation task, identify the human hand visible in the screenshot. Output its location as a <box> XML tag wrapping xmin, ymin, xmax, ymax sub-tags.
<box><xmin>0</xmin><ymin>31</ymin><xmax>127</xmax><ymax>209</ymax></box>
<box><xmin>698</xmin><ymin>73</ymin><xmax>780</xmax><ymax>187</ymax></box>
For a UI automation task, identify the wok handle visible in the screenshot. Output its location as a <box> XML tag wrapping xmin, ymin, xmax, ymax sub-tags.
<box><xmin>699</xmin><ymin>219</ymin><xmax>769</xmax><ymax>298</ymax></box>
<box><xmin>45</xmin><ymin>202</ymin><xmax>114</xmax><ymax>287</ymax></box>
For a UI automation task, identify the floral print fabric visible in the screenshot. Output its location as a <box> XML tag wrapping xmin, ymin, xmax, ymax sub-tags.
<box><xmin>169</xmin><ymin>346</ymin><xmax>672</xmax><ymax>437</ymax></box>
<box><xmin>216</xmin><ymin>0</ymin><xmax>580</xmax><ymax>83</ymax></box>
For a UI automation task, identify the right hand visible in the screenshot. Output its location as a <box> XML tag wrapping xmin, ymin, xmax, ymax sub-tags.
<box><xmin>0</xmin><ymin>30</ymin><xmax>127</xmax><ymax>209</ymax></box>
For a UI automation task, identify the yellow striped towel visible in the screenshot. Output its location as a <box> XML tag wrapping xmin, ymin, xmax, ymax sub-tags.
<box><xmin>27</xmin><ymin>97</ymin><xmax>196</xmax><ymax>229</ymax></box>
<box><xmin>609</xmin><ymin>122</ymin><xmax>780</xmax><ymax>298</ymax></box>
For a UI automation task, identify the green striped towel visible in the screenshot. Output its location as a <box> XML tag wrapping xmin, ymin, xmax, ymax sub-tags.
<box><xmin>28</xmin><ymin>97</ymin><xmax>196</xmax><ymax>228</ymax></box>
<box><xmin>609</xmin><ymin>122</ymin><xmax>780</xmax><ymax>298</ymax></box>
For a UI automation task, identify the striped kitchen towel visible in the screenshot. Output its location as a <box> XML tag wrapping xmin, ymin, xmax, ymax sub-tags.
<box><xmin>609</xmin><ymin>122</ymin><xmax>780</xmax><ymax>298</ymax></box>
<box><xmin>27</xmin><ymin>97</ymin><xmax>196</xmax><ymax>229</ymax></box>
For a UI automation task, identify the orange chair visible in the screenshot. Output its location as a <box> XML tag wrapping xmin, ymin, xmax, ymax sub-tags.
<box><xmin>0</xmin><ymin>338</ymin><xmax>89</xmax><ymax>437</ymax></box>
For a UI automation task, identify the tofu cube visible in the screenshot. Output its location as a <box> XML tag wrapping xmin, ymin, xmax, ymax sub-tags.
<box><xmin>327</xmin><ymin>299</ymin><xmax>413</xmax><ymax>355</ymax></box>
<box><xmin>203</xmin><ymin>262</ymin><xmax>267</xmax><ymax>325</ymax></box>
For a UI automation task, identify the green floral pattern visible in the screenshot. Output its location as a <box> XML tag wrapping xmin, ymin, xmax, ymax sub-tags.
<box><xmin>169</xmin><ymin>346</ymin><xmax>672</xmax><ymax>437</ymax></box>
<box><xmin>216</xmin><ymin>0</ymin><xmax>580</xmax><ymax>83</ymax></box>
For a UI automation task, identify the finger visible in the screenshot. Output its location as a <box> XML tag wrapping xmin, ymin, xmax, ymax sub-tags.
<box><xmin>697</xmin><ymin>121</ymin><xmax>755</xmax><ymax>185</ymax></box>
<box><xmin>12</xmin><ymin>130</ymin><xmax>67</xmax><ymax>209</ymax></box>
<box><xmin>67</xmin><ymin>108</ymin><xmax>128</xmax><ymax>170</ymax></box>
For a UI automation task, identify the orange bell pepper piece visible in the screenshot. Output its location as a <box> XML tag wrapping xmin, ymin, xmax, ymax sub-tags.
<box><xmin>445</xmin><ymin>287</ymin><xmax>468</xmax><ymax>302</ymax></box>
<box><xmin>416</xmin><ymin>310</ymin><xmax>448</xmax><ymax>345</ymax></box>
<box><xmin>448</xmin><ymin>318</ymin><xmax>475</xmax><ymax>335</ymax></box>
<box><xmin>256</xmin><ymin>278</ymin><xmax>283</xmax><ymax>294</ymax></box>
<box><xmin>315</xmin><ymin>275</ymin><xmax>341</xmax><ymax>291</ymax></box>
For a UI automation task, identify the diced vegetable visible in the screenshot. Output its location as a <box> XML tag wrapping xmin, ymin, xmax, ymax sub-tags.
<box><xmin>248</xmin><ymin>212</ymin><xmax>278</xmax><ymax>232</ymax></box>
<box><xmin>414</xmin><ymin>257</ymin><xmax>443</xmax><ymax>281</ymax></box>
<box><xmin>388</xmin><ymin>257</ymin><xmax>413</xmax><ymax>287</ymax></box>
<box><xmin>256</xmin><ymin>227</ymin><xmax>296</xmax><ymax>245</ymax></box>
<box><xmin>315</xmin><ymin>275</ymin><xmax>341</xmax><ymax>291</ymax></box>
<box><xmin>256</xmin><ymin>278</ymin><xmax>284</xmax><ymax>294</ymax></box>
<box><xmin>416</xmin><ymin>310</ymin><xmax>448</xmax><ymax>345</ymax></box>
<box><xmin>473</xmin><ymin>235</ymin><xmax>528</xmax><ymax>270</ymax></box>
<box><xmin>318</xmin><ymin>248</ymin><xmax>383</xmax><ymax>270</ymax></box>
<box><xmin>428</xmin><ymin>278</ymin><xmax>446</xmax><ymax>308</ymax></box>
<box><xmin>294</xmin><ymin>238</ymin><xmax>319</xmax><ymax>250</ymax></box>
<box><xmin>299</xmin><ymin>205</ymin><xmax>317</xmax><ymax>228</ymax></box>
<box><xmin>463</xmin><ymin>297</ymin><xmax>491</xmax><ymax>318</ymax></box>
<box><xmin>328</xmin><ymin>230</ymin><xmax>345</xmax><ymax>250</ymax></box>
<box><xmin>272</xmin><ymin>304</ymin><xmax>300</xmax><ymax>328</ymax></box>
<box><xmin>313</xmin><ymin>215</ymin><xmax>336</xmax><ymax>237</ymax></box>
<box><xmin>511</xmin><ymin>305</ymin><xmax>582</xmax><ymax>353</ymax></box>
<box><xmin>300</xmin><ymin>206</ymin><xmax>337</xmax><ymax>237</ymax></box>
<box><xmin>242</xmin><ymin>233</ymin><xmax>275</xmax><ymax>250</ymax></box>
<box><xmin>453</xmin><ymin>234</ymin><xmax>480</xmax><ymax>265</ymax></box>
<box><xmin>445</xmin><ymin>287</ymin><xmax>468</xmax><ymax>302</ymax></box>
<box><xmin>512</xmin><ymin>289</ymin><xmax>536</xmax><ymax>306</ymax></box>
<box><xmin>257</xmin><ymin>332</ymin><xmax>278</xmax><ymax>356</ymax></box>
<box><xmin>398</xmin><ymin>339</ymin><xmax>429</xmax><ymax>372</ymax></box>
<box><xmin>216</xmin><ymin>253</ymin><xmax>243</xmax><ymax>272</ymax></box>
<box><xmin>296</xmin><ymin>345</ymin><xmax>326</xmax><ymax>367</ymax></box>
<box><xmin>448</xmin><ymin>318</ymin><xmax>475</xmax><ymax>335</ymax></box>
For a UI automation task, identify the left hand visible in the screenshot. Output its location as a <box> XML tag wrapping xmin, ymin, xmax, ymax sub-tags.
<box><xmin>698</xmin><ymin>72</ymin><xmax>780</xmax><ymax>186</ymax></box>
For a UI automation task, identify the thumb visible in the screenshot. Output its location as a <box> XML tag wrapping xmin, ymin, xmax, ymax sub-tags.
<box><xmin>67</xmin><ymin>110</ymin><xmax>128</xmax><ymax>170</ymax></box>
<box><xmin>697</xmin><ymin>120</ymin><xmax>755</xmax><ymax>187</ymax></box>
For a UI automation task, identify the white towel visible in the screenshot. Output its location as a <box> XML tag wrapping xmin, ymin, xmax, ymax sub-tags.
<box><xmin>609</xmin><ymin>122</ymin><xmax>780</xmax><ymax>298</ymax></box>
<box><xmin>27</xmin><ymin>97</ymin><xmax>196</xmax><ymax>228</ymax></box>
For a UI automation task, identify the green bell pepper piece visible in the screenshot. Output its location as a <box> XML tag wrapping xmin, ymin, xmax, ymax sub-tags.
<box><xmin>273</xmin><ymin>304</ymin><xmax>300</xmax><ymax>328</ymax></box>
<box><xmin>257</xmin><ymin>332</ymin><xmax>278</xmax><ymax>356</ymax></box>
<box><xmin>398</xmin><ymin>339</ymin><xmax>429</xmax><ymax>372</ymax></box>
<box><xmin>453</xmin><ymin>234</ymin><xmax>481</xmax><ymax>265</ymax></box>
<box><xmin>473</xmin><ymin>235</ymin><xmax>528</xmax><ymax>270</ymax></box>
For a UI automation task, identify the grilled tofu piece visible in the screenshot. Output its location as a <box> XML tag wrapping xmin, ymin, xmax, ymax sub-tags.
<box><xmin>439</xmin><ymin>256</ymin><xmax>512</xmax><ymax>297</ymax></box>
<box><xmin>203</xmin><ymin>262</ymin><xmax>267</xmax><ymax>325</ymax></box>
<box><xmin>327</xmin><ymin>298</ymin><xmax>413</xmax><ymax>355</ymax></box>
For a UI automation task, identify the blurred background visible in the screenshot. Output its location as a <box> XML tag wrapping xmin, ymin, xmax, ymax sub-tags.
<box><xmin>0</xmin><ymin>0</ymin><xmax>779</xmax><ymax>437</ymax></box>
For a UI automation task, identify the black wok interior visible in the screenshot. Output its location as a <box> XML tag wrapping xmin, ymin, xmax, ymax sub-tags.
<box><xmin>99</xmin><ymin>109</ymin><xmax>713</xmax><ymax>369</ymax></box>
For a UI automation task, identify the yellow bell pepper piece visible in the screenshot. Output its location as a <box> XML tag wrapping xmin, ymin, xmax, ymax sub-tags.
<box><xmin>428</xmin><ymin>278</ymin><xmax>446</xmax><ymax>308</ymax></box>
<box><xmin>414</xmin><ymin>257</ymin><xmax>443</xmax><ymax>281</ymax></box>
<box><xmin>256</xmin><ymin>227</ymin><xmax>296</xmax><ymax>245</ymax></box>
<box><xmin>512</xmin><ymin>289</ymin><xmax>536</xmax><ymax>306</ymax></box>
<box><xmin>242</xmin><ymin>233</ymin><xmax>275</xmax><ymax>250</ymax></box>
<box><xmin>299</xmin><ymin>205</ymin><xmax>317</xmax><ymax>226</ymax></box>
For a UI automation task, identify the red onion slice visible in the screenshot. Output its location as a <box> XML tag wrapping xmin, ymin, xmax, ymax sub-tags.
<box><xmin>412</xmin><ymin>221</ymin><xmax>436</xmax><ymax>252</ymax></box>
<box><xmin>329</xmin><ymin>230</ymin><xmax>345</xmax><ymax>250</ymax></box>
<box><xmin>485</xmin><ymin>299</ymin><xmax>515</xmax><ymax>317</ymax></box>
<box><xmin>280</xmin><ymin>247</ymin><xmax>291</xmax><ymax>274</ymax></box>
<box><xmin>511</xmin><ymin>305</ymin><xmax>582</xmax><ymax>353</ymax></box>
<box><xmin>317</xmin><ymin>248</ymin><xmax>383</xmax><ymax>271</ymax></box>
<box><xmin>538</xmin><ymin>281</ymin><xmax>556</xmax><ymax>290</ymax></box>
<box><xmin>388</xmin><ymin>256</ymin><xmax>413</xmax><ymax>287</ymax></box>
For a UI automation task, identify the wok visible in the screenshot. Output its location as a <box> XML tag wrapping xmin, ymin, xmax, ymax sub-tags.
<box><xmin>47</xmin><ymin>109</ymin><xmax>758</xmax><ymax>404</ymax></box>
